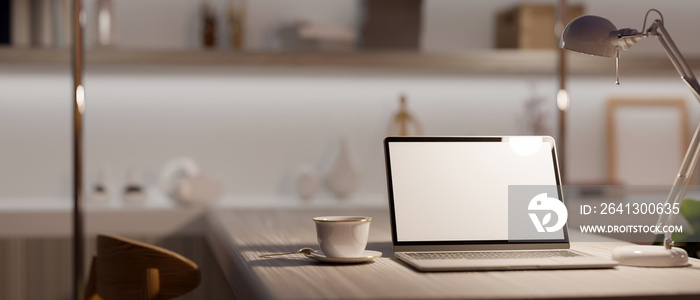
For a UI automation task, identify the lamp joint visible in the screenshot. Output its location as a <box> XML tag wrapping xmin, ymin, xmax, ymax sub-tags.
<box><xmin>664</xmin><ymin>238</ymin><xmax>674</xmax><ymax>250</ymax></box>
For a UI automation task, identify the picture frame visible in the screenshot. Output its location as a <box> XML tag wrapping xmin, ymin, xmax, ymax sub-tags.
<box><xmin>607</xmin><ymin>98</ymin><xmax>689</xmax><ymax>186</ymax></box>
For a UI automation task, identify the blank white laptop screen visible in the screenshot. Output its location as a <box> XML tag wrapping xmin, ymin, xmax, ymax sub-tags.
<box><xmin>386</xmin><ymin>137</ymin><xmax>563</xmax><ymax>242</ymax></box>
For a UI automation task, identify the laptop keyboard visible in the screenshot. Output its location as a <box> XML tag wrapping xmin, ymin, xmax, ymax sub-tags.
<box><xmin>405</xmin><ymin>250</ymin><xmax>583</xmax><ymax>260</ymax></box>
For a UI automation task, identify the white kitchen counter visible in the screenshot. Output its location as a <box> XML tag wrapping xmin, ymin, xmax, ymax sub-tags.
<box><xmin>0</xmin><ymin>192</ymin><xmax>386</xmax><ymax>237</ymax></box>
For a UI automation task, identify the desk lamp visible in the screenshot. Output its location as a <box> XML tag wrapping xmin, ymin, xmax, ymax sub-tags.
<box><xmin>561</xmin><ymin>9</ymin><xmax>695</xmax><ymax>267</ymax></box>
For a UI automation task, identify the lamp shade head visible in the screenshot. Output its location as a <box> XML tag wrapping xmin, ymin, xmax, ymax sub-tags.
<box><xmin>560</xmin><ymin>15</ymin><xmax>620</xmax><ymax>58</ymax></box>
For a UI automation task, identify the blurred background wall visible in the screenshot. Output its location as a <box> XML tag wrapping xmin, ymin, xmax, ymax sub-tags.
<box><xmin>2</xmin><ymin>0</ymin><xmax>700</xmax><ymax>200</ymax></box>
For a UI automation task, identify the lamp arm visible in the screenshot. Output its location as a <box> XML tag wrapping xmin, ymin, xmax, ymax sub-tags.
<box><xmin>648</xmin><ymin>20</ymin><xmax>700</xmax><ymax>249</ymax></box>
<box><xmin>658</xmin><ymin>125</ymin><xmax>700</xmax><ymax>248</ymax></box>
<box><xmin>649</xmin><ymin>20</ymin><xmax>700</xmax><ymax>102</ymax></box>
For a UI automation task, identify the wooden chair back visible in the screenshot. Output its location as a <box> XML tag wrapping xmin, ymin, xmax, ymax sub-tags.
<box><xmin>85</xmin><ymin>234</ymin><xmax>201</xmax><ymax>300</ymax></box>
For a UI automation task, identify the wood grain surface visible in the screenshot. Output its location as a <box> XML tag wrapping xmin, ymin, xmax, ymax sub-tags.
<box><xmin>207</xmin><ymin>207</ymin><xmax>700</xmax><ymax>299</ymax></box>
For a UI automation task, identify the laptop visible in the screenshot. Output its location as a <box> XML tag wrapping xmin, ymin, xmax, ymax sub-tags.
<box><xmin>383</xmin><ymin>136</ymin><xmax>618</xmax><ymax>271</ymax></box>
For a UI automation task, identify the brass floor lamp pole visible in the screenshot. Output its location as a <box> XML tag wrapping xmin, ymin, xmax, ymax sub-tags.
<box><xmin>72</xmin><ymin>0</ymin><xmax>85</xmax><ymax>299</ymax></box>
<box><xmin>556</xmin><ymin>0</ymin><xmax>570</xmax><ymax>184</ymax></box>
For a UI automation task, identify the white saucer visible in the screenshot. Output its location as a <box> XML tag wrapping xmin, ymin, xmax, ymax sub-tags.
<box><xmin>305</xmin><ymin>250</ymin><xmax>382</xmax><ymax>264</ymax></box>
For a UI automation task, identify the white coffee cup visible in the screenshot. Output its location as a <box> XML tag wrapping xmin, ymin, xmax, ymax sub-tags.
<box><xmin>312</xmin><ymin>216</ymin><xmax>371</xmax><ymax>258</ymax></box>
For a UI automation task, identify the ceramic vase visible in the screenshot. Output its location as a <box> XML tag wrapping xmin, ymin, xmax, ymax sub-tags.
<box><xmin>325</xmin><ymin>138</ymin><xmax>359</xmax><ymax>199</ymax></box>
<box><xmin>294</xmin><ymin>164</ymin><xmax>321</xmax><ymax>201</ymax></box>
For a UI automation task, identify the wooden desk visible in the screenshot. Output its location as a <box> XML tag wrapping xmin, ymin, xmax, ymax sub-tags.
<box><xmin>205</xmin><ymin>207</ymin><xmax>700</xmax><ymax>299</ymax></box>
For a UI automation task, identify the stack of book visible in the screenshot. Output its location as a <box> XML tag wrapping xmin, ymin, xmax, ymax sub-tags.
<box><xmin>6</xmin><ymin>0</ymin><xmax>72</xmax><ymax>48</ymax></box>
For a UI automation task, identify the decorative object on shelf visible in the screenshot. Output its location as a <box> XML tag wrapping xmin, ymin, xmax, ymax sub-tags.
<box><xmin>387</xmin><ymin>95</ymin><xmax>423</xmax><ymax>136</ymax></box>
<box><xmin>201</xmin><ymin>0</ymin><xmax>217</xmax><ymax>48</ymax></box>
<box><xmin>561</xmin><ymin>9</ymin><xmax>699</xmax><ymax>267</ymax></box>
<box><xmin>228</xmin><ymin>0</ymin><xmax>246</xmax><ymax>50</ymax></box>
<box><xmin>89</xmin><ymin>167</ymin><xmax>110</xmax><ymax>203</ymax></box>
<box><xmin>324</xmin><ymin>137</ymin><xmax>360</xmax><ymax>200</ymax></box>
<box><xmin>123</xmin><ymin>168</ymin><xmax>146</xmax><ymax>204</ymax></box>
<box><xmin>497</xmin><ymin>3</ymin><xmax>584</xmax><ymax>49</ymax></box>
<box><xmin>278</xmin><ymin>20</ymin><xmax>356</xmax><ymax>52</ymax></box>
<box><xmin>160</xmin><ymin>157</ymin><xmax>200</xmax><ymax>195</ymax></box>
<box><xmin>96</xmin><ymin>0</ymin><xmax>114</xmax><ymax>47</ymax></box>
<box><xmin>171</xmin><ymin>174</ymin><xmax>224</xmax><ymax>206</ymax></box>
<box><xmin>31</xmin><ymin>0</ymin><xmax>55</xmax><ymax>47</ymax></box>
<box><xmin>293</xmin><ymin>163</ymin><xmax>322</xmax><ymax>201</ymax></box>
<box><xmin>54</xmin><ymin>0</ymin><xmax>71</xmax><ymax>48</ymax></box>
<box><xmin>520</xmin><ymin>85</ymin><xmax>550</xmax><ymax>135</ymax></box>
<box><xmin>159</xmin><ymin>157</ymin><xmax>223</xmax><ymax>205</ymax></box>
<box><xmin>19</xmin><ymin>0</ymin><xmax>72</xmax><ymax>47</ymax></box>
<box><xmin>10</xmin><ymin>0</ymin><xmax>31</xmax><ymax>47</ymax></box>
<box><xmin>362</xmin><ymin>0</ymin><xmax>422</xmax><ymax>50</ymax></box>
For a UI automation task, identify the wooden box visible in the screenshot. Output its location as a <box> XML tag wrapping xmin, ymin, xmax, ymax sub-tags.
<box><xmin>496</xmin><ymin>4</ymin><xmax>584</xmax><ymax>49</ymax></box>
<box><xmin>362</xmin><ymin>0</ymin><xmax>422</xmax><ymax>50</ymax></box>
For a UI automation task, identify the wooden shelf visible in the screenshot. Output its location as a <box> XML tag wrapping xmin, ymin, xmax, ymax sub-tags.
<box><xmin>1</xmin><ymin>47</ymin><xmax>699</xmax><ymax>75</ymax></box>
